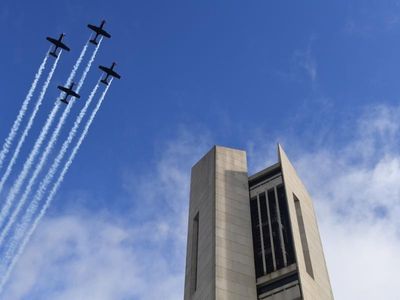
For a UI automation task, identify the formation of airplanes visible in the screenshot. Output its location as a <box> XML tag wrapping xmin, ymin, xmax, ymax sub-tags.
<box><xmin>47</xmin><ymin>20</ymin><xmax>121</xmax><ymax>104</ymax></box>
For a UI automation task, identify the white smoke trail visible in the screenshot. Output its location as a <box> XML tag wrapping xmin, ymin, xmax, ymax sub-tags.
<box><xmin>77</xmin><ymin>38</ymin><xmax>102</xmax><ymax>92</ymax></box>
<box><xmin>0</xmin><ymin>104</ymin><xmax>60</xmax><ymax>230</ymax></box>
<box><xmin>0</xmin><ymin>82</ymin><xmax>100</xmax><ymax>245</ymax></box>
<box><xmin>0</xmin><ymin>41</ymin><xmax>102</xmax><ymax>244</ymax></box>
<box><xmin>0</xmin><ymin>54</ymin><xmax>61</xmax><ymax>195</ymax></box>
<box><xmin>0</xmin><ymin>52</ymin><xmax>48</xmax><ymax>171</ymax></box>
<box><xmin>65</xmin><ymin>42</ymin><xmax>88</xmax><ymax>88</ymax></box>
<box><xmin>0</xmin><ymin>81</ymin><xmax>113</xmax><ymax>293</ymax></box>
<box><xmin>0</xmin><ymin>42</ymin><xmax>89</xmax><ymax>230</ymax></box>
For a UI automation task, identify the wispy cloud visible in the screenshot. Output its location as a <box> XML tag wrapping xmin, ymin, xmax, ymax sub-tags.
<box><xmin>293</xmin><ymin>37</ymin><xmax>318</xmax><ymax>85</ymax></box>
<box><xmin>344</xmin><ymin>1</ymin><xmax>400</xmax><ymax>36</ymax></box>
<box><xmin>275</xmin><ymin>37</ymin><xmax>318</xmax><ymax>88</ymax></box>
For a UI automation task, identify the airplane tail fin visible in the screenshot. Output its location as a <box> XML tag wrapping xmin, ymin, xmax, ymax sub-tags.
<box><xmin>49</xmin><ymin>51</ymin><xmax>58</xmax><ymax>58</ymax></box>
<box><xmin>89</xmin><ymin>39</ymin><xmax>98</xmax><ymax>45</ymax></box>
<box><xmin>60</xmin><ymin>99</ymin><xmax>69</xmax><ymax>104</ymax></box>
<box><xmin>101</xmin><ymin>79</ymin><xmax>109</xmax><ymax>86</ymax></box>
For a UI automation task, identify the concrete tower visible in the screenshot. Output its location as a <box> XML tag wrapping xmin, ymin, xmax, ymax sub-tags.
<box><xmin>184</xmin><ymin>145</ymin><xmax>333</xmax><ymax>300</ymax></box>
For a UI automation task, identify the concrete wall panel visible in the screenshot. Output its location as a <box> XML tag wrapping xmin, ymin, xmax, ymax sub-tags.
<box><xmin>278</xmin><ymin>144</ymin><xmax>334</xmax><ymax>300</ymax></box>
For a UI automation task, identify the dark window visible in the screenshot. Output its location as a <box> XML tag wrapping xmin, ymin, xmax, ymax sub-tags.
<box><xmin>191</xmin><ymin>213</ymin><xmax>199</xmax><ymax>293</ymax></box>
<box><xmin>277</xmin><ymin>185</ymin><xmax>295</xmax><ymax>265</ymax></box>
<box><xmin>259</xmin><ymin>192</ymin><xmax>274</xmax><ymax>274</ymax></box>
<box><xmin>250</xmin><ymin>197</ymin><xmax>264</xmax><ymax>277</ymax></box>
<box><xmin>268</xmin><ymin>188</ymin><xmax>284</xmax><ymax>270</ymax></box>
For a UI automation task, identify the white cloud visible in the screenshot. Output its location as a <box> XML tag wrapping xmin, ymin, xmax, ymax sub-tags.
<box><xmin>245</xmin><ymin>104</ymin><xmax>400</xmax><ymax>299</ymax></box>
<box><xmin>288</xmin><ymin>104</ymin><xmax>400</xmax><ymax>299</ymax></box>
<box><xmin>3</xmin><ymin>214</ymin><xmax>184</xmax><ymax>300</ymax></box>
<box><xmin>3</xmin><ymin>129</ymin><xmax>211</xmax><ymax>300</ymax></box>
<box><xmin>4</xmin><ymin>105</ymin><xmax>400</xmax><ymax>299</ymax></box>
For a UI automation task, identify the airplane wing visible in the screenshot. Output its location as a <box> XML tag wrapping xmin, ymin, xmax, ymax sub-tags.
<box><xmin>88</xmin><ymin>24</ymin><xmax>98</xmax><ymax>32</ymax></box>
<box><xmin>99</xmin><ymin>65</ymin><xmax>108</xmax><ymax>73</ymax></box>
<box><xmin>58</xmin><ymin>85</ymin><xmax>69</xmax><ymax>94</ymax></box>
<box><xmin>46</xmin><ymin>37</ymin><xmax>56</xmax><ymax>44</ymax></box>
<box><xmin>59</xmin><ymin>43</ymin><xmax>70</xmax><ymax>51</ymax></box>
<box><xmin>69</xmin><ymin>90</ymin><xmax>81</xmax><ymax>98</ymax></box>
<box><xmin>99</xmin><ymin>29</ymin><xmax>111</xmax><ymax>38</ymax></box>
<box><xmin>108</xmin><ymin>69</ymin><xmax>120</xmax><ymax>79</ymax></box>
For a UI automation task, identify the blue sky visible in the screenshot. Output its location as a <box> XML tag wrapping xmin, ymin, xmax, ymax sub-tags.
<box><xmin>1</xmin><ymin>0</ymin><xmax>400</xmax><ymax>299</ymax></box>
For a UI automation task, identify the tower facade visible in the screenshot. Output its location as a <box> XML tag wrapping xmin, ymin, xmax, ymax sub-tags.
<box><xmin>184</xmin><ymin>145</ymin><xmax>334</xmax><ymax>300</ymax></box>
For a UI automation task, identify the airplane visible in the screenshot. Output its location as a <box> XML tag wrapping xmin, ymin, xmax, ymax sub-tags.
<box><xmin>46</xmin><ymin>34</ymin><xmax>70</xmax><ymax>58</ymax></box>
<box><xmin>87</xmin><ymin>20</ymin><xmax>111</xmax><ymax>45</ymax></box>
<box><xmin>57</xmin><ymin>82</ymin><xmax>81</xmax><ymax>104</ymax></box>
<box><xmin>99</xmin><ymin>62</ymin><xmax>121</xmax><ymax>85</ymax></box>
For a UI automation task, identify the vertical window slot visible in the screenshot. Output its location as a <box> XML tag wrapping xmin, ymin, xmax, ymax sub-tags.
<box><xmin>294</xmin><ymin>195</ymin><xmax>314</xmax><ymax>279</ymax></box>
<box><xmin>191</xmin><ymin>213</ymin><xmax>200</xmax><ymax>293</ymax></box>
